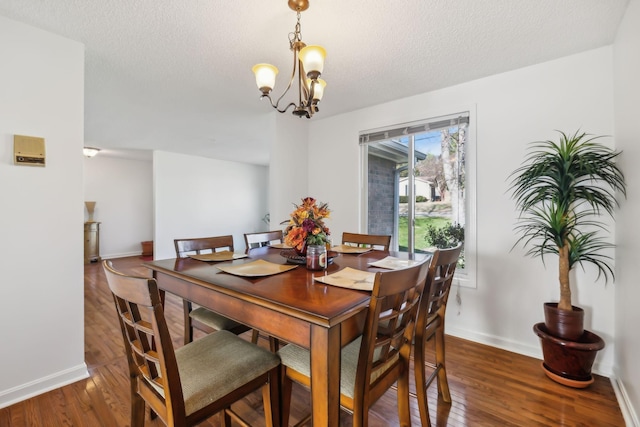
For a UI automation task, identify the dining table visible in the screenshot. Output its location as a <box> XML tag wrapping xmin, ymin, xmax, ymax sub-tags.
<box><xmin>143</xmin><ymin>245</ymin><xmax>426</xmax><ymax>426</ymax></box>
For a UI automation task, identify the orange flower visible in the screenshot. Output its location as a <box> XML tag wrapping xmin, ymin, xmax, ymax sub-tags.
<box><xmin>284</xmin><ymin>227</ymin><xmax>305</xmax><ymax>249</ymax></box>
<box><xmin>282</xmin><ymin>197</ymin><xmax>331</xmax><ymax>249</ymax></box>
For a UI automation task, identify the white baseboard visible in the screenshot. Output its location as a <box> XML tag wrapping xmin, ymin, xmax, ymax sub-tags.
<box><xmin>446</xmin><ymin>325</ymin><xmax>614</xmax><ymax>376</ymax></box>
<box><xmin>446</xmin><ymin>325</ymin><xmax>541</xmax><ymax>358</ymax></box>
<box><xmin>101</xmin><ymin>251</ymin><xmax>143</xmax><ymax>260</ymax></box>
<box><xmin>0</xmin><ymin>363</ymin><xmax>89</xmax><ymax>409</ymax></box>
<box><xmin>611</xmin><ymin>375</ymin><xmax>640</xmax><ymax>427</ymax></box>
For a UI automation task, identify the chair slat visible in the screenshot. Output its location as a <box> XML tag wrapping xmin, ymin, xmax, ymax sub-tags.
<box><xmin>342</xmin><ymin>232</ymin><xmax>391</xmax><ymax>251</ymax></box>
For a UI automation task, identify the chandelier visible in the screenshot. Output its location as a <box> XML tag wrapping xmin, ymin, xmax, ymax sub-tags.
<box><xmin>252</xmin><ymin>0</ymin><xmax>326</xmax><ymax>119</ymax></box>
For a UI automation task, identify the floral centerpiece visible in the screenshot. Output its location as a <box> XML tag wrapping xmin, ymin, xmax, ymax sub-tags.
<box><xmin>282</xmin><ymin>197</ymin><xmax>330</xmax><ymax>255</ymax></box>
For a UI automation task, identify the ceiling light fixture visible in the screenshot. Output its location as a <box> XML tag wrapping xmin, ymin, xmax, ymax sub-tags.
<box><xmin>252</xmin><ymin>0</ymin><xmax>326</xmax><ymax>119</ymax></box>
<box><xmin>83</xmin><ymin>147</ymin><xmax>101</xmax><ymax>158</ymax></box>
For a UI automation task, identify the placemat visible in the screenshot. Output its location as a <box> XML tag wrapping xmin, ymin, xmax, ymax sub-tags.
<box><xmin>330</xmin><ymin>244</ymin><xmax>372</xmax><ymax>254</ymax></box>
<box><xmin>216</xmin><ymin>259</ymin><xmax>297</xmax><ymax>277</ymax></box>
<box><xmin>313</xmin><ymin>267</ymin><xmax>376</xmax><ymax>291</ymax></box>
<box><xmin>368</xmin><ymin>256</ymin><xmax>421</xmax><ymax>270</ymax></box>
<box><xmin>189</xmin><ymin>251</ymin><xmax>248</xmax><ymax>262</ymax></box>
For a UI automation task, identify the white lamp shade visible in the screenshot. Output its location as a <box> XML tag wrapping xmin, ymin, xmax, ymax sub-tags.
<box><xmin>299</xmin><ymin>45</ymin><xmax>326</xmax><ymax>76</ymax></box>
<box><xmin>252</xmin><ymin>63</ymin><xmax>279</xmax><ymax>92</ymax></box>
<box><xmin>307</xmin><ymin>78</ymin><xmax>326</xmax><ymax>101</ymax></box>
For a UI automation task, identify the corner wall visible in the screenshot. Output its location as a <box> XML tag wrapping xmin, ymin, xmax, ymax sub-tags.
<box><xmin>153</xmin><ymin>151</ymin><xmax>269</xmax><ymax>259</ymax></box>
<box><xmin>0</xmin><ymin>16</ymin><xmax>87</xmax><ymax>407</ymax></box>
<box><xmin>83</xmin><ymin>155</ymin><xmax>153</xmax><ymax>258</ymax></box>
<box><xmin>613</xmin><ymin>0</ymin><xmax>640</xmax><ymax>423</ymax></box>
<box><xmin>269</xmin><ymin>114</ymin><xmax>309</xmax><ymax>229</ymax></box>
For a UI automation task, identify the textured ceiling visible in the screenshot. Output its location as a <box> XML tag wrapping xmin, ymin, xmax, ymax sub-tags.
<box><xmin>0</xmin><ymin>0</ymin><xmax>629</xmax><ymax>164</ymax></box>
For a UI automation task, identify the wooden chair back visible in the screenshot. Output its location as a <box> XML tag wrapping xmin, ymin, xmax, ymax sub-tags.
<box><xmin>418</xmin><ymin>243</ymin><xmax>463</xmax><ymax>328</ymax></box>
<box><xmin>414</xmin><ymin>242</ymin><xmax>463</xmax><ymax>427</ymax></box>
<box><xmin>278</xmin><ymin>257</ymin><xmax>430</xmax><ymax>426</ymax></box>
<box><xmin>103</xmin><ymin>260</ymin><xmax>280</xmax><ymax>426</ymax></box>
<box><xmin>174</xmin><ymin>235</ymin><xmax>234</xmax><ymax>258</ymax></box>
<box><xmin>244</xmin><ymin>230</ymin><xmax>284</xmax><ymax>251</ymax></box>
<box><xmin>103</xmin><ymin>260</ymin><xmax>186</xmax><ymax>423</ymax></box>
<box><xmin>349</xmin><ymin>259</ymin><xmax>429</xmax><ymax>415</ymax></box>
<box><xmin>173</xmin><ymin>235</ymin><xmax>250</xmax><ymax>345</ymax></box>
<box><xmin>342</xmin><ymin>232</ymin><xmax>391</xmax><ymax>251</ymax></box>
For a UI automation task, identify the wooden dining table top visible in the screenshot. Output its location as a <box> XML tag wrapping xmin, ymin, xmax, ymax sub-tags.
<box><xmin>146</xmin><ymin>247</ymin><xmax>388</xmax><ymax>323</ymax></box>
<box><xmin>144</xmin><ymin>247</ymin><xmax>428</xmax><ymax>334</ymax></box>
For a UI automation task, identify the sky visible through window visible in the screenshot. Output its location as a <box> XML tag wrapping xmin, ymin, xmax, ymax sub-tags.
<box><xmin>396</xmin><ymin>131</ymin><xmax>443</xmax><ymax>156</ymax></box>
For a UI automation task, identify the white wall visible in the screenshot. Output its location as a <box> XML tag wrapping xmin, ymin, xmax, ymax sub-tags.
<box><xmin>269</xmin><ymin>114</ymin><xmax>310</xmax><ymax>230</ymax></box>
<box><xmin>153</xmin><ymin>151</ymin><xmax>269</xmax><ymax>259</ymax></box>
<box><xmin>613</xmin><ymin>0</ymin><xmax>640</xmax><ymax>424</ymax></box>
<box><xmin>308</xmin><ymin>47</ymin><xmax>618</xmax><ymax>375</ymax></box>
<box><xmin>83</xmin><ymin>155</ymin><xmax>153</xmax><ymax>258</ymax></box>
<box><xmin>0</xmin><ymin>16</ymin><xmax>87</xmax><ymax>407</ymax></box>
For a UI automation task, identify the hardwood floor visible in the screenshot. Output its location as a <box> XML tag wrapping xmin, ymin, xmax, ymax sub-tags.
<box><xmin>0</xmin><ymin>256</ymin><xmax>625</xmax><ymax>426</ymax></box>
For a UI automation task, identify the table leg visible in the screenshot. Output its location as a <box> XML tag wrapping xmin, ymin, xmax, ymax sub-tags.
<box><xmin>310</xmin><ymin>324</ymin><xmax>341</xmax><ymax>426</ymax></box>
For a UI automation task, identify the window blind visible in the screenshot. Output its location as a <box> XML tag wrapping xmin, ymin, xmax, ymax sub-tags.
<box><xmin>359</xmin><ymin>113</ymin><xmax>469</xmax><ymax>145</ymax></box>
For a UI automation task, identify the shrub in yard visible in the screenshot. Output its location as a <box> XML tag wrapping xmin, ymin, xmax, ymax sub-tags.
<box><xmin>399</xmin><ymin>195</ymin><xmax>429</xmax><ymax>203</ymax></box>
<box><xmin>424</xmin><ymin>223</ymin><xmax>464</xmax><ymax>248</ymax></box>
<box><xmin>425</xmin><ymin>222</ymin><xmax>465</xmax><ymax>268</ymax></box>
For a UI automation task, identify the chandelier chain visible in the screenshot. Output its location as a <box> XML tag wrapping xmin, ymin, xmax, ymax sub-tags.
<box><xmin>289</xmin><ymin>12</ymin><xmax>303</xmax><ymax>48</ymax></box>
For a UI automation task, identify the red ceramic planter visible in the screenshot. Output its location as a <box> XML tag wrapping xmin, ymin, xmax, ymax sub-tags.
<box><xmin>543</xmin><ymin>302</ymin><xmax>584</xmax><ymax>341</ymax></box>
<box><xmin>533</xmin><ymin>322</ymin><xmax>604</xmax><ymax>387</ymax></box>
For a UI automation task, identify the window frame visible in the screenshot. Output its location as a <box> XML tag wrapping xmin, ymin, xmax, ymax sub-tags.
<box><xmin>359</xmin><ymin>105</ymin><xmax>477</xmax><ymax>289</ymax></box>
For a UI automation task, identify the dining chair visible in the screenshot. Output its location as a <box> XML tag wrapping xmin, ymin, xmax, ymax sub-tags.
<box><xmin>244</xmin><ymin>230</ymin><xmax>284</xmax><ymax>252</ymax></box>
<box><xmin>102</xmin><ymin>261</ymin><xmax>281</xmax><ymax>427</ymax></box>
<box><xmin>243</xmin><ymin>230</ymin><xmax>287</xmax><ymax>350</ymax></box>
<box><xmin>342</xmin><ymin>232</ymin><xmax>391</xmax><ymax>251</ymax></box>
<box><xmin>278</xmin><ymin>258</ymin><xmax>430</xmax><ymax>427</ymax></box>
<box><xmin>174</xmin><ymin>235</ymin><xmax>252</xmax><ymax>345</ymax></box>
<box><xmin>414</xmin><ymin>243</ymin><xmax>463</xmax><ymax>427</ymax></box>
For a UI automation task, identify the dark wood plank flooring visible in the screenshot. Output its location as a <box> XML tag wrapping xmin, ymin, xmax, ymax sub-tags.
<box><xmin>0</xmin><ymin>256</ymin><xmax>625</xmax><ymax>426</ymax></box>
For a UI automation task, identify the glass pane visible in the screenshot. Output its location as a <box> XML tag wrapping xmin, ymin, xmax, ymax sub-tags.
<box><xmin>414</xmin><ymin>125</ymin><xmax>467</xmax><ymax>266</ymax></box>
<box><xmin>366</xmin><ymin>139</ymin><xmax>409</xmax><ymax>251</ymax></box>
<box><xmin>413</xmin><ymin>130</ymin><xmax>447</xmax><ymax>253</ymax></box>
<box><xmin>364</xmin><ymin>117</ymin><xmax>467</xmax><ymax>267</ymax></box>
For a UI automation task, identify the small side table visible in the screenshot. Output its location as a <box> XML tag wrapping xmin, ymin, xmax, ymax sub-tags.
<box><xmin>84</xmin><ymin>221</ymin><xmax>101</xmax><ymax>264</ymax></box>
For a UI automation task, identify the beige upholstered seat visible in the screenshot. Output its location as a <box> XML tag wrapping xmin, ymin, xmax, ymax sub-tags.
<box><xmin>414</xmin><ymin>243</ymin><xmax>463</xmax><ymax>427</ymax></box>
<box><xmin>103</xmin><ymin>261</ymin><xmax>280</xmax><ymax>427</ymax></box>
<box><xmin>341</xmin><ymin>232</ymin><xmax>391</xmax><ymax>251</ymax></box>
<box><xmin>244</xmin><ymin>230</ymin><xmax>284</xmax><ymax>252</ymax></box>
<box><xmin>174</xmin><ymin>235</ymin><xmax>252</xmax><ymax>345</ymax></box>
<box><xmin>278</xmin><ymin>258</ymin><xmax>430</xmax><ymax>426</ymax></box>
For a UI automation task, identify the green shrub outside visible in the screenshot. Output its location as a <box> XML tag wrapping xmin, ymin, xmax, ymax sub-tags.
<box><xmin>424</xmin><ymin>222</ymin><xmax>465</xmax><ymax>268</ymax></box>
<box><xmin>397</xmin><ymin>216</ymin><xmax>449</xmax><ymax>252</ymax></box>
<box><xmin>424</xmin><ymin>222</ymin><xmax>464</xmax><ymax>249</ymax></box>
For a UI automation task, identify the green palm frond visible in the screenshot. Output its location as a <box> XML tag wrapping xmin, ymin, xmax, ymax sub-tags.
<box><xmin>508</xmin><ymin>130</ymin><xmax>626</xmax><ymax>289</ymax></box>
<box><xmin>568</xmin><ymin>232</ymin><xmax>615</xmax><ymax>281</ymax></box>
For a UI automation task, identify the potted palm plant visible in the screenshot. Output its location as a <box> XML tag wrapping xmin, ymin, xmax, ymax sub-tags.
<box><xmin>509</xmin><ymin>130</ymin><xmax>626</xmax><ymax>387</ymax></box>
